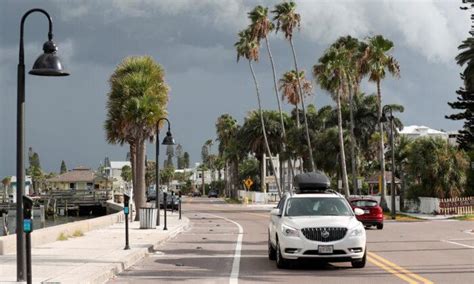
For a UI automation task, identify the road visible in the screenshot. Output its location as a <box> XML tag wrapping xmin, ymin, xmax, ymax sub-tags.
<box><xmin>109</xmin><ymin>198</ymin><xmax>474</xmax><ymax>284</ymax></box>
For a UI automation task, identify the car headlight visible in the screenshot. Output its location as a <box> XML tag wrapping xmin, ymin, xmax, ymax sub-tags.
<box><xmin>281</xmin><ymin>224</ymin><xmax>299</xmax><ymax>237</ymax></box>
<box><xmin>349</xmin><ymin>226</ymin><xmax>365</xmax><ymax>238</ymax></box>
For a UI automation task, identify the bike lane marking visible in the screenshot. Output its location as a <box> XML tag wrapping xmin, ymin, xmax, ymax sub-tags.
<box><xmin>205</xmin><ymin>213</ymin><xmax>244</xmax><ymax>284</ymax></box>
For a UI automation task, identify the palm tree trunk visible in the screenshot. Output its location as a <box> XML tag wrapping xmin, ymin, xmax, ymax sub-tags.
<box><xmin>348</xmin><ymin>81</ymin><xmax>358</xmax><ymax>195</ymax></box>
<box><xmin>134</xmin><ymin>141</ymin><xmax>146</xmax><ymax>221</ymax></box>
<box><xmin>377</xmin><ymin>80</ymin><xmax>388</xmax><ymax>210</ymax></box>
<box><xmin>224</xmin><ymin>161</ymin><xmax>228</xmax><ymax>197</ymax></box>
<box><xmin>289</xmin><ymin>38</ymin><xmax>315</xmax><ymax>172</ymax></box>
<box><xmin>265</xmin><ymin>36</ymin><xmax>295</xmax><ymax>187</ymax></box>
<box><xmin>248</xmin><ymin>60</ymin><xmax>282</xmax><ymax>198</ymax></box>
<box><xmin>336</xmin><ymin>88</ymin><xmax>350</xmax><ymax>197</ymax></box>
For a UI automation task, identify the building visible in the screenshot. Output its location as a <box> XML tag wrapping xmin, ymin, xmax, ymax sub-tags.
<box><xmin>399</xmin><ymin>125</ymin><xmax>449</xmax><ymax>140</ymax></box>
<box><xmin>47</xmin><ymin>167</ymin><xmax>109</xmax><ymax>190</ymax></box>
<box><xmin>1</xmin><ymin>175</ymin><xmax>32</xmax><ymax>203</ymax></box>
<box><xmin>104</xmin><ymin>161</ymin><xmax>131</xmax><ymax>192</ymax></box>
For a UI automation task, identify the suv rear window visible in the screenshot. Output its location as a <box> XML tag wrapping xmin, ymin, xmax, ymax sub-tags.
<box><xmin>351</xmin><ymin>200</ymin><xmax>378</xmax><ymax>207</ymax></box>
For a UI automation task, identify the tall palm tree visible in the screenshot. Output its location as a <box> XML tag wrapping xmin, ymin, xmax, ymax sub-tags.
<box><xmin>248</xmin><ymin>5</ymin><xmax>294</xmax><ymax>190</ymax></box>
<box><xmin>331</xmin><ymin>36</ymin><xmax>368</xmax><ymax>195</ymax></box>
<box><xmin>216</xmin><ymin>114</ymin><xmax>239</xmax><ymax>197</ymax></box>
<box><xmin>105</xmin><ymin>56</ymin><xmax>169</xmax><ymax>220</ymax></box>
<box><xmin>279</xmin><ymin>70</ymin><xmax>312</xmax><ymax>127</ymax></box>
<box><xmin>364</xmin><ymin>35</ymin><xmax>400</xmax><ymax>210</ymax></box>
<box><xmin>272</xmin><ymin>1</ymin><xmax>315</xmax><ymax>172</ymax></box>
<box><xmin>313</xmin><ymin>46</ymin><xmax>351</xmax><ymax>197</ymax></box>
<box><xmin>235</xmin><ymin>29</ymin><xmax>282</xmax><ymax>196</ymax></box>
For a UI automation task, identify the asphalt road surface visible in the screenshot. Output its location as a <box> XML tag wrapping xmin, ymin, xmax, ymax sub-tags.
<box><xmin>109</xmin><ymin>198</ymin><xmax>474</xmax><ymax>284</ymax></box>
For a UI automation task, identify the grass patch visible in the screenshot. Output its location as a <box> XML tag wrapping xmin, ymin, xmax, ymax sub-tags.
<box><xmin>225</xmin><ymin>198</ymin><xmax>242</xmax><ymax>204</ymax></box>
<box><xmin>57</xmin><ymin>232</ymin><xmax>69</xmax><ymax>241</ymax></box>
<box><xmin>383</xmin><ymin>212</ymin><xmax>422</xmax><ymax>221</ymax></box>
<box><xmin>451</xmin><ymin>214</ymin><xmax>474</xmax><ymax>221</ymax></box>
<box><xmin>71</xmin><ymin>229</ymin><xmax>84</xmax><ymax>237</ymax></box>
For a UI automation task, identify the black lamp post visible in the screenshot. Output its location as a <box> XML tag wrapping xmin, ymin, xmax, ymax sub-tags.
<box><xmin>16</xmin><ymin>8</ymin><xmax>69</xmax><ymax>282</ymax></box>
<box><xmin>155</xmin><ymin>118</ymin><xmax>175</xmax><ymax>226</ymax></box>
<box><xmin>381</xmin><ymin>106</ymin><xmax>396</xmax><ymax>220</ymax></box>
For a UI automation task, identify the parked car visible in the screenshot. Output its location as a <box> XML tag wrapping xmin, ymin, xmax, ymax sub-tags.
<box><xmin>268</xmin><ymin>172</ymin><xmax>366</xmax><ymax>269</ymax></box>
<box><xmin>208</xmin><ymin>190</ymin><xmax>218</xmax><ymax>198</ymax></box>
<box><xmin>349</xmin><ymin>198</ymin><xmax>384</xmax><ymax>230</ymax></box>
<box><xmin>192</xmin><ymin>191</ymin><xmax>202</xmax><ymax>197</ymax></box>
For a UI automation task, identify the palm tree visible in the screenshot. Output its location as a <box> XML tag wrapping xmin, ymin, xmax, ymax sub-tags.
<box><xmin>235</xmin><ymin>29</ymin><xmax>282</xmax><ymax>196</ymax></box>
<box><xmin>313</xmin><ymin>46</ymin><xmax>351</xmax><ymax>197</ymax></box>
<box><xmin>248</xmin><ymin>6</ymin><xmax>294</xmax><ymax>187</ymax></box>
<box><xmin>216</xmin><ymin>114</ymin><xmax>240</xmax><ymax>197</ymax></box>
<box><xmin>272</xmin><ymin>1</ymin><xmax>315</xmax><ymax>171</ymax></box>
<box><xmin>105</xmin><ymin>56</ymin><xmax>169</xmax><ymax>220</ymax></box>
<box><xmin>330</xmin><ymin>36</ymin><xmax>368</xmax><ymax>195</ymax></box>
<box><xmin>279</xmin><ymin>70</ymin><xmax>312</xmax><ymax>127</ymax></box>
<box><xmin>364</xmin><ymin>35</ymin><xmax>400</xmax><ymax>210</ymax></box>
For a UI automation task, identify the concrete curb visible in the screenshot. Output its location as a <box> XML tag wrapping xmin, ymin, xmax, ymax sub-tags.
<box><xmin>43</xmin><ymin>216</ymin><xmax>191</xmax><ymax>284</ymax></box>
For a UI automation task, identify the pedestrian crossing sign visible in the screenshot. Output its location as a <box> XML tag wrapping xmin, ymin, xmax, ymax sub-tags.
<box><xmin>244</xmin><ymin>178</ymin><xmax>253</xmax><ymax>190</ymax></box>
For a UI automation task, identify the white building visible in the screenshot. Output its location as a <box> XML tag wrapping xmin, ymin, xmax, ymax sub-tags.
<box><xmin>399</xmin><ymin>125</ymin><xmax>449</xmax><ymax>140</ymax></box>
<box><xmin>2</xmin><ymin>175</ymin><xmax>33</xmax><ymax>203</ymax></box>
<box><xmin>104</xmin><ymin>161</ymin><xmax>131</xmax><ymax>192</ymax></box>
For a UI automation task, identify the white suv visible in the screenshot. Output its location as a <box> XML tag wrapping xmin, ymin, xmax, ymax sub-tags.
<box><xmin>268</xmin><ymin>173</ymin><xmax>366</xmax><ymax>269</ymax></box>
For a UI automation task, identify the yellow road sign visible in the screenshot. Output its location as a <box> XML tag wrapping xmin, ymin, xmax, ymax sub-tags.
<box><xmin>244</xmin><ymin>178</ymin><xmax>253</xmax><ymax>190</ymax></box>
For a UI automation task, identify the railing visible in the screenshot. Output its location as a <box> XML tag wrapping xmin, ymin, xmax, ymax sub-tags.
<box><xmin>439</xmin><ymin>197</ymin><xmax>474</xmax><ymax>215</ymax></box>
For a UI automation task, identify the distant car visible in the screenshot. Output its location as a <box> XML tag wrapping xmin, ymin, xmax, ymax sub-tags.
<box><xmin>208</xmin><ymin>190</ymin><xmax>218</xmax><ymax>198</ymax></box>
<box><xmin>349</xmin><ymin>198</ymin><xmax>384</xmax><ymax>230</ymax></box>
<box><xmin>192</xmin><ymin>191</ymin><xmax>202</xmax><ymax>197</ymax></box>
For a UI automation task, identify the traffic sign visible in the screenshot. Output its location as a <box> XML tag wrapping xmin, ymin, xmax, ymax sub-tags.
<box><xmin>244</xmin><ymin>178</ymin><xmax>253</xmax><ymax>190</ymax></box>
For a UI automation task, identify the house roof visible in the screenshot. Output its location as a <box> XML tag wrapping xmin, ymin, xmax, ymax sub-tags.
<box><xmin>366</xmin><ymin>171</ymin><xmax>400</xmax><ymax>184</ymax></box>
<box><xmin>48</xmin><ymin>167</ymin><xmax>96</xmax><ymax>183</ymax></box>
<box><xmin>399</xmin><ymin>125</ymin><xmax>448</xmax><ymax>137</ymax></box>
<box><xmin>109</xmin><ymin>161</ymin><xmax>131</xmax><ymax>170</ymax></box>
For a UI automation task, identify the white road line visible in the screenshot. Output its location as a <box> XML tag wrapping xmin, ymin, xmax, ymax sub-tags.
<box><xmin>205</xmin><ymin>213</ymin><xmax>244</xmax><ymax>284</ymax></box>
<box><xmin>442</xmin><ymin>239</ymin><xmax>474</xmax><ymax>249</ymax></box>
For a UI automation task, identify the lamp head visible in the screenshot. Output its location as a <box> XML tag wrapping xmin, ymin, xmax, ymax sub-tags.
<box><xmin>162</xmin><ymin>131</ymin><xmax>175</xmax><ymax>145</ymax></box>
<box><xmin>29</xmin><ymin>40</ymin><xmax>69</xmax><ymax>76</ymax></box>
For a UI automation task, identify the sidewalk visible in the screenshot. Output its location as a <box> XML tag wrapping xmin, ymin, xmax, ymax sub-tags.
<box><xmin>402</xmin><ymin>212</ymin><xmax>459</xmax><ymax>220</ymax></box>
<box><xmin>0</xmin><ymin>211</ymin><xmax>189</xmax><ymax>284</ymax></box>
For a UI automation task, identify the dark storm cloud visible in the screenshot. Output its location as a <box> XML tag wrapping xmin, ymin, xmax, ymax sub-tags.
<box><xmin>0</xmin><ymin>0</ymin><xmax>469</xmax><ymax>177</ymax></box>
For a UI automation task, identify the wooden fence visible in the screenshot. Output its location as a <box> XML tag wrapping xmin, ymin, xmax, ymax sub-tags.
<box><xmin>439</xmin><ymin>197</ymin><xmax>474</xmax><ymax>215</ymax></box>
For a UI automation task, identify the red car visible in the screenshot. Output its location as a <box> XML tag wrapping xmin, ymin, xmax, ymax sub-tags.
<box><xmin>349</xmin><ymin>198</ymin><xmax>384</xmax><ymax>229</ymax></box>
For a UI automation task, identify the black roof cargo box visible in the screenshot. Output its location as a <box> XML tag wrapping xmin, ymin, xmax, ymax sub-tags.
<box><xmin>293</xmin><ymin>172</ymin><xmax>330</xmax><ymax>193</ymax></box>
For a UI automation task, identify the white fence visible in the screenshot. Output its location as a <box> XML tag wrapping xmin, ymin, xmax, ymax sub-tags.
<box><xmin>239</xmin><ymin>191</ymin><xmax>473</xmax><ymax>215</ymax></box>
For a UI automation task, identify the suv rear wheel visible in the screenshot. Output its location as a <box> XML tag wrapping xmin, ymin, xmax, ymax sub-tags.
<box><xmin>376</xmin><ymin>223</ymin><xmax>384</xmax><ymax>230</ymax></box>
<box><xmin>268</xmin><ymin>234</ymin><xmax>276</xmax><ymax>260</ymax></box>
<box><xmin>275</xmin><ymin>239</ymin><xmax>289</xmax><ymax>269</ymax></box>
<box><xmin>351</xmin><ymin>248</ymin><xmax>366</xmax><ymax>268</ymax></box>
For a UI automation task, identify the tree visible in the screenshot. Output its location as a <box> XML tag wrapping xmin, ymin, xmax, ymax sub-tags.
<box><xmin>447</xmin><ymin>37</ymin><xmax>474</xmax><ymax>150</ymax></box>
<box><xmin>145</xmin><ymin>160</ymin><xmax>156</xmax><ymax>188</ymax></box>
<box><xmin>165</xmin><ymin>144</ymin><xmax>174</xmax><ymax>168</ymax></box>
<box><xmin>175</xmin><ymin>144</ymin><xmax>184</xmax><ymax>169</ymax></box>
<box><xmin>279</xmin><ymin>70</ymin><xmax>312</xmax><ymax>128</ymax></box>
<box><xmin>121</xmin><ymin>165</ymin><xmax>132</xmax><ymax>183</ymax></box>
<box><xmin>406</xmin><ymin>137</ymin><xmax>468</xmax><ymax>198</ymax></box>
<box><xmin>248</xmin><ymin>5</ymin><xmax>293</xmax><ymax>183</ymax></box>
<box><xmin>272</xmin><ymin>1</ymin><xmax>315</xmax><ymax>171</ymax></box>
<box><xmin>313</xmin><ymin>46</ymin><xmax>351</xmax><ymax>197</ymax></box>
<box><xmin>160</xmin><ymin>165</ymin><xmax>175</xmax><ymax>187</ymax></box>
<box><xmin>364</xmin><ymin>35</ymin><xmax>400</xmax><ymax>210</ymax></box>
<box><xmin>235</xmin><ymin>28</ymin><xmax>282</xmax><ymax>196</ymax></box>
<box><xmin>2</xmin><ymin>176</ymin><xmax>11</xmax><ymax>201</ymax></box>
<box><xmin>216</xmin><ymin>114</ymin><xmax>241</xmax><ymax>197</ymax></box>
<box><xmin>27</xmin><ymin>149</ymin><xmax>43</xmax><ymax>193</ymax></box>
<box><xmin>330</xmin><ymin>36</ymin><xmax>368</xmax><ymax>195</ymax></box>
<box><xmin>60</xmin><ymin>160</ymin><xmax>67</xmax><ymax>174</ymax></box>
<box><xmin>104</xmin><ymin>56</ymin><xmax>169</xmax><ymax>220</ymax></box>
<box><xmin>183</xmin><ymin>152</ymin><xmax>190</xmax><ymax>169</ymax></box>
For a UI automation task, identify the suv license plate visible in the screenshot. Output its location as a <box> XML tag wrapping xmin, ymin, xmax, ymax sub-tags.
<box><xmin>318</xmin><ymin>245</ymin><xmax>333</xmax><ymax>254</ymax></box>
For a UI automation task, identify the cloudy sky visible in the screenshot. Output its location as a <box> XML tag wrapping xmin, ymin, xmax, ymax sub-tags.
<box><xmin>0</xmin><ymin>0</ymin><xmax>469</xmax><ymax>177</ymax></box>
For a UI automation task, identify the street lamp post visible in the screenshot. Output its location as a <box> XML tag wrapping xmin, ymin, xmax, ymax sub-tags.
<box><xmin>155</xmin><ymin>118</ymin><xmax>175</xmax><ymax>226</ymax></box>
<box><xmin>16</xmin><ymin>8</ymin><xmax>69</xmax><ymax>281</ymax></box>
<box><xmin>382</xmin><ymin>106</ymin><xmax>396</xmax><ymax>220</ymax></box>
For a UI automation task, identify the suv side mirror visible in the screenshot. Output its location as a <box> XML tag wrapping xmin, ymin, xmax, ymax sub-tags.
<box><xmin>270</xmin><ymin>208</ymin><xmax>281</xmax><ymax>217</ymax></box>
<box><xmin>354</xmin><ymin>208</ymin><xmax>364</xmax><ymax>216</ymax></box>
